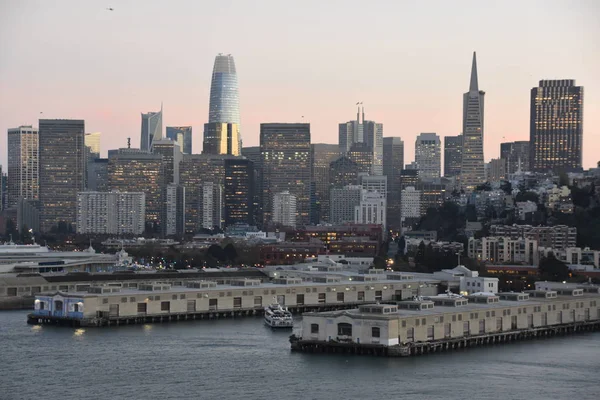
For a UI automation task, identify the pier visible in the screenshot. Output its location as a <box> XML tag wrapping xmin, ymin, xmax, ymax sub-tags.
<box><xmin>290</xmin><ymin>320</ymin><xmax>600</xmax><ymax>357</ymax></box>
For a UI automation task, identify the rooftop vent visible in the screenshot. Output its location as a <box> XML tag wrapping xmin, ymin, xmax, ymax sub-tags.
<box><xmin>498</xmin><ymin>292</ymin><xmax>530</xmax><ymax>301</ymax></box>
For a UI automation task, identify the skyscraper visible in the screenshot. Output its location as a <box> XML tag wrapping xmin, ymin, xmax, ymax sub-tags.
<box><xmin>87</xmin><ymin>158</ymin><xmax>108</xmax><ymax>192</ymax></box>
<box><xmin>383</xmin><ymin>137</ymin><xmax>404</xmax><ymax>231</ymax></box>
<box><xmin>152</xmin><ymin>139</ymin><xmax>182</xmax><ymax>185</ymax></box>
<box><xmin>273</xmin><ymin>191</ymin><xmax>297</xmax><ymax>228</ymax></box>
<box><xmin>444</xmin><ymin>134</ymin><xmax>463</xmax><ymax>177</ymax></box>
<box><xmin>38</xmin><ymin>119</ymin><xmax>85</xmax><ymax>232</ymax></box>
<box><xmin>500</xmin><ymin>141</ymin><xmax>530</xmax><ymax>174</ymax></box>
<box><xmin>166</xmin><ymin>126</ymin><xmax>192</xmax><ymax>154</ymax></box>
<box><xmin>338</xmin><ymin>105</ymin><xmax>382</xmax><ymax>175</ymax></box>
<box><xmin>7</xmin><ymin>125</ymin><xmax>39</xmax><ymax>208</ymax></box>
<box><xmin>84</xmin><ymin>132</ymin><xmax>101</xmax><ymax>159</ymax></box>
<box><xmin>203</xmin><ymin>122</ymin><xmax>241</xmax><ymax>156</ymax></box>
<box><xmin>224</xmin><ymin>157</ymin><xmax>254</xmax><ymax>226</ymax></box>
<box><xmin>140</xmin><ymin>105</ymin><xmax>163</xmax><ymax>152</ymax></box>
<box><xmin>461</xmin><ymin>52</ymin><xmax>485</xmax><ymax>190</ymax></box>
<box><xmin>260</xmin><ymin>123</ymin><xmax>311</xmax><ymax>227</ymax></box>
<box><xmin>108</xmin><ymin>149</ymin><xmax>165</xmax><ymax>233</ymax></box>
<box><xmin>530</xmin><ymin>80</ymin><xmax>583</xmax><ymax>172</ymax></box>
<box><xmin>311</xmin><ymin>143</ymin><xmax>340</xmax><ymax>223</ymax></box>
<box><xmin>415</xmin><ymin>133</ymin><xmax>441</xmax><ymax>181</ymax></box>
<box><xmin>208</xmin><ymin>54</ymin><xmax>241</xmax><ymax>149</ymax></box>
<box><xmin>241</xmin><ymin>146</ymin><xmax>262</xmax><ymax>226</ymax></box>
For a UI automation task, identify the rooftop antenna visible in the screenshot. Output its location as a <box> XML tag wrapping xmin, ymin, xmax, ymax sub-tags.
<box><xmin>127</xmin><ymin>137</ymin><xmax>131</xmax><ymax>148</ymax></box>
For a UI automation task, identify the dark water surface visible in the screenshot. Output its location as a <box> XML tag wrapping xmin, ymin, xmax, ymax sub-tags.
<box><xmin>1</xmin><ymin>310</ymin><xmax>599</xmax><ymax>400</ymax></box>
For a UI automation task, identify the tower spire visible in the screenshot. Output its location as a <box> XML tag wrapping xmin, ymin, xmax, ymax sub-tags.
<box><xmin>469</xmin><ymin>51</ymin><xmax>479</xmax><ymax>92</ymax></box>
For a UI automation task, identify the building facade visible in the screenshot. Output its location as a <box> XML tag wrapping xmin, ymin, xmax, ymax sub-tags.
<box><xmin>500</xmin><ymin>141</ymin><xmax>529</xmax><ymax>174</ymax></box>
<box><xmin>311</xmin><ymin>143</ymin><xmax>340</xmax><ymax>224</ymax></box>
<box><xmin>140</xmin><ymin>106</ymin><xmax>163</xmax><ymax>152</ymax></box>
<box><xmin>76</xmin><ymin>191</ymin><xmax>145</xmax><ymax>235</ymax></box>
<box><xmin>38</xmin><ymin>119</ymin><xmax>85</xmax><ymax>232</ymax></box>
<box><xmin>330</xmin><ymin>185</ymin><xmax>363</xmax><ymax>225</ymax></box>
<box><xmin>355</xmin><ymin>190</ymin><xmax>386</xmax><ymax>231</ymax></box>
<box><xmin>7</xmin><ymin>125</ymin><xmax>39</xmax><ymax>208</ymax></box>
<box><xmin>208</xmin><ymin>54</ymin><xmax>241</xmax><ymax>149</ymax></box>
<box><xmin>383</xmin><ymin>137</ymin><xmax>404</xmax><ymax>231</ymax></box>
<box><xmin>203</xmin><ymin>122</ymin><xmax>241</xmax><ymax>156</ymax></box>
<box><xmin>84</xmin><ymin>132</ymin><xmax>101</xmax><ymax>159</ymax></box>
<box><xmin>166</xmin><ymin>126</ymin><xmax>192</xmax><ymax>155</ymax></box>
<box><xmin>152</xmin><ymin>139</ymin><xmax>182</xmax><ymax>185</ymax></box>
<box><xmin>415</xmin><ymin>132</ymin><xmax>441</xmax><ymax>181</ymax></box>
<box><xmin>530</xmin><ymin>80</ymin><xmax>583</xmax><ymax>172</ymax></box>
<box><xmin>164</xmin><ymin>184</ymin><xmax>185</xmax><ymax>236</ymax></box>
<box><xmin>487</xmin><ymin>158</ymin><xmax>506</xmax><ymax>182</ymax></box>
<box><xmin>200</xmin><ymin>181</ymin><xmax>223</xmax><ymax>230</ymax></box>
<box><xmin>273</xmin><ymin>191</ymin><xmax>297</xmax><ymax>228</ymax></box>
<box><xmin>86</xmin><ymin>158</ymin><xmax>108</xmax><ymax>192</ymax></box>
<box><xmin>401</xmin><ymin>186</ymin><xmax>421</xmax><ymax>221</ymax></box>
<box><xmin>260</xmin><ymin>123</ymin><xmax>311</xmax><ymax>227</ymax></box>
<box><xmin>108</xmin><ymin>149</ymin><xmax>165</xmax><ymax>233</ymax></box>
<box><xmin>444</xmin><ymin>134</ymin><xmax>462</xmax><ymax>177</ymax></box>
<box><xmin>461</xmin><ymin>52</ymin><xmax>486</xmax><ymax>190</ymax></box>
<box><xmin>224</xmin><ymin>157</ymin><xmax>254</xmax><ymax>226</ymax></box>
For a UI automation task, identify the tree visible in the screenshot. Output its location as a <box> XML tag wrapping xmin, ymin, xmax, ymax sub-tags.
<box><xmin>206</xmin><ymin>244</ymin><xmax>227</xmax><ymax>263</ymax></box>
<box><xmin>500</xmin><ymin>180</ymin><xmax>512</xmax><ymax>195</ymax></box>
<box><xmin>539</xmin><ymin>254</ymin><xmax>570</xmax><ymax>282</ymax></box>
<box><xmin>372</xmin><ymin>256</ymin><xmax>386</xmax><ymax>269</ymax></box>
<box><xmin>515</xmin><ymin>191</ymin><xmax>539</xmax><ymax>203</ymax></box>
<box><xmin>223</xmin><ymin>243</ymin><xmax>238</xmax><ymax>263</ymax></box>
<box><xmin>397</xmin><ymin>236</ymin><xmax>406</xmax><ymax>256</ymax></box>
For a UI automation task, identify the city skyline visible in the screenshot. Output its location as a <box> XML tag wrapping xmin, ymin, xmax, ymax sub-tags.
<box><xmin>1</xmin><ymin>1</ymin><xmax>599</xmax><ymax>169</ymax></box>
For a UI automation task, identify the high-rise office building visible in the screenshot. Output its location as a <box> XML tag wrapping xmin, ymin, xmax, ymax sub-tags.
<box><xmin>140</xmin><ymin>105</ymin><xmax>163</xmax><ymax>152</ymax></box>
<box><xmin>530</xmin><ymin>80</ymin><xmax>583</xmax><ymax>172</ymax></box>
<box><xmin>311</xmin><ymin>143</ymin><xmax>340</xmax><ymax>224</ymax></box>
<box><xmin>273</xmin><ymin>191</ymin><xmax>297</xmax><ymax>228</ymax></box>
<box><xmin>260</xmin><ymin>123</ymin><xmax>311</xmax><ymax>227</ymax></box>
<box><xmin>85</xmin><ymin>132</ymin><xmax>101</xmax><ymax>159</ymax></box>
<box><xmin>38</xmin><ymin>119</ymin><xmax>85</xmax><ymax>232</ymax></box>
<box><xmin>166</xmin><ymin>126</ymin><xmax>192</xmax><ymax>155</ymax></box>
<box><xmin>383</xmin><ymin>137</ymin><xmax>404</xmax><ymax>231</ymax></box>
<box><xmin>359</xmin><ymin>175</ymin><xmax>387</xmax><ymax>198</ymax></box>
<box><xmin>355</xmin><ymin>190</ymin><xmax>386</xmax><ymax>231</ymax></box>
<box><xmin>500</xmin><ymin>141</ymin><xmax>529</xmax><ymax>174</ymax></box>
<box><xmin>416</xmin><ymin>182</ymin><xmax>447</xmax><ymax>216</ymax></box>
<box><xmin>242</xmin><ymin>146</ymin><xmax>262</xmax><ymax>226</ymax></box>
<box><xmin>164</xmin><ymin>184</ymin><xmax>185</xmax><ymax>236</ymax></box>
<box><xmin>339</xmin><ymin>105</ymin><xmax>382</xmax><ymax>175</ymax></box>
<box><xmin>444</xmin><ymin>134</ymin><xmax>463</xmax><ymax>177</ymax></box>
<box><xmin>200</xmin><ymin>181</ymin><xmax>223</xmax><ymax>230</ymax></box>
<box><xmin>208</xmin><ymin>54</ymin><xmax>241</xmax><ymax>149</ymax></box>
<box><xmin>152</xmin><ymin>139</ymin><xmax>182</xmax><ymax>185</ymax></box>
<box><xmin>7</xmin><ymin>126</ymin><xmax>39</xmax><ymax>208</ymax></box>
<box><xmin>415</xmin><ymin>132</ymin><xmax>441</xmax><ymax>181</ymax></box>
<box><xmin>179</xmin><ymin>154</ymin><xmax>230</xmax><ymax>233</ymax></box>
<box><xmin>399</xmin><ymin>169</ymin><xmax>420</xmax><ymax>191</ymax></box>
<box><xmin>203</xmin><ymin>122</ymin><xmax>241</xmax><ymax>156</ymax></box>
<box><xmin>330</xmin><ymin>156</ymin><xmax>359</xmax><ymax>189</ymax></box>
<box><xmin>108</xmin><ymin>149</ymin><xmax>165</xmax><ymax>233</ymax></box>
<box><xmin>348</xmin><ymin>142</ymin><xmax>373</xmax><ymax>174</ymax></box>
<box><xmin>76</xmin><ymin>191</ymin><xmax>145</xmax><ymax>235</ymax></box>
<box><xmin>87</xmin><ymin>158</ymin><xmax>109</xmax><ymax>192</ymax></box>
<box><xmin>330</xmin><ymin>185</ymin><xmax>363</xmax><ymax>224</ymax></box>
<box><xmin>461</xmin><ymin>52</ymin><xmax>485</xmax><ymax>190</ymax></box>
<box><xmin>401</xmin><ymin>186</ymin><xmax>421</xmax><ymax>220</ymax></box>
<box><xmin>487</xmin><ymin>158</ymin><xmax>506</xmax><ymax>182</ymax></box>
<box><xmin>224</xmin><ymin>157</ymin><xmax>254</xmax><ymax>226</ymax></box>
<box><xmin>363</xmin><ymin>120</ymin><xmax>383</xmax><ymax>175</ymax></box>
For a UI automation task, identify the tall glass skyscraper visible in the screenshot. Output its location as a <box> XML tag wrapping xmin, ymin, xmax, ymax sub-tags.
<box><xmin>461</xmin><ymin>52</ymin><xmax>485</xmax><ymax>190</ymax></box>
<box><xmin>530</xmin><ymin>80</ymin><xmax>583</xmax><ymax>173</ymax></box>
<box><xmin>140</xmin><ymin>105</ymin><xmax>163</xmax><ymax>152</ymax></box>
<box><xmin>166</xmin><ymin>126</ymin><xmax>192</xmax><ymax>154</ymax></box>
<box><xmin>206</xmin><ymin>54</ymin><xmax>241</xmax><ymax>151</ymax></box>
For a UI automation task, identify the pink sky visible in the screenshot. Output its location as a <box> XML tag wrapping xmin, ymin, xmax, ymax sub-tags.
<box><xmin>1</xmin><ymin>0</ymin><xmax>599</xmax><ymax>168</ymax></box>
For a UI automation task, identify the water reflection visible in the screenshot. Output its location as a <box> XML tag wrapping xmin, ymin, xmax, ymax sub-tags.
<box><xmin>30</xmin><ymin>325</ymin><xmax>42</xmax><ymax>334</ymax></box>
<box><xmin>73</xmin><ymin>328</ymin><xmax>86</xmax><ymax>338</ymax></box>
<box><xmin>143</xmin><ymin>324</ymin><xmax>153</xmax><ymax>335</ymax></box>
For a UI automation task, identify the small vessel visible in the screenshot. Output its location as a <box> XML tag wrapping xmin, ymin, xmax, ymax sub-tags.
<box><xmin>264</xmin><ymin>300</ymin><xmax>293</xmax><ymax>329</ymax></box>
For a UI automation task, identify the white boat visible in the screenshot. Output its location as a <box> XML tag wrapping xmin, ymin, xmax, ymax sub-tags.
<box><xmin>264</xmin><ymin>300</ymin><xmax>293</xmax><ymax>329</ymax></box>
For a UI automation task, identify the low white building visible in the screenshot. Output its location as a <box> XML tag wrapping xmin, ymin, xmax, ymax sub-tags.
<box><xmin>432</xmin><ymin>265</ymin><xmax>499</xmax><ymax>295</ymax></box>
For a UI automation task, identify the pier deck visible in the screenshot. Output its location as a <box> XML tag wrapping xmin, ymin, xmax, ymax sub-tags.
<box><xmin>290</xmin><ymin>320</ymin><xmax>600</xmax><ymax>357</ymax></box>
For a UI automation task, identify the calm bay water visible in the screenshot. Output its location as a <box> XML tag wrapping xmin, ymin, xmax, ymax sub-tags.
<box><xmin>1</xmin><ymin>310</ymin><xmax>599</xmax><ymax>400</ymax></box>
